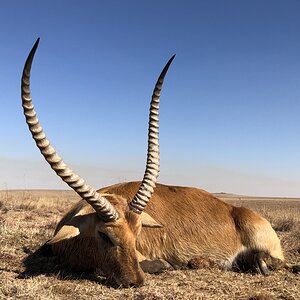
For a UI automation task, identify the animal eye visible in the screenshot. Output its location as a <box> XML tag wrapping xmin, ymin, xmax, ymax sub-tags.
<box><xmin>98</xmin><ymin>231</ymin><xmax>114</xmax><ymax>247</ymax></box>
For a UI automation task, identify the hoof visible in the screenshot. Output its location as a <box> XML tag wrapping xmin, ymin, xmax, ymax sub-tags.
<box><xmin>140</xmin><ymin>259</ymin><xmax>171</xmax><ymax>274</ymax></box>
<box><xmin>291</xmin><ymin>265</ymin><xmax>300</xmax><ymax>274</ymax></box>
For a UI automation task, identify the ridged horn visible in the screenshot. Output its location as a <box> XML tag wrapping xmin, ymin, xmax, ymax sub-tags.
<box><xmin>21</xmin><ymin>38</ymin><xmax>119</xmax><ymax>222</ymax></box>
<box><xmin>129</xmin><ymin>55</ymin><xmax>175</xmax><ymax>214</ymax></box>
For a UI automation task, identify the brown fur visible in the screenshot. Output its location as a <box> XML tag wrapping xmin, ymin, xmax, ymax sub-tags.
<box><xmin>50</xmin><ymin>181</ymin><xmax>284</xmax><ymax>286</ymax></box>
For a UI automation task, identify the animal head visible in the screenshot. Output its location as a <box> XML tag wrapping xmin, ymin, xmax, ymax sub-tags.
<box><xmin>49</xmin><ymin>193</ymin><xmax>163</xmax><ymax>287</ymax></box>
<box><xmin>21</xmin><ymin>38</ymin><xmax>174</xmax><ymax>287</ymax></box>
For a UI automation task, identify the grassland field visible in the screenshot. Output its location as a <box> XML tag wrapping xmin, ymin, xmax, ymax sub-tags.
<box><xmin>0</xmin><ymin>189</ymin><xmax>299</xmax><ymax>300</ymax></box>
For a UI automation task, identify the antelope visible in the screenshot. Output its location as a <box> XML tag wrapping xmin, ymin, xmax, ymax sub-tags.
<box><xmin>21</xmin><ymin>39</ymin><xmax>284</xmax><ymax>287</ymax></box>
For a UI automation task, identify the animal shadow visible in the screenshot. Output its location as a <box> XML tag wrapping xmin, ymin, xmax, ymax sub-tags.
<box><xmin>18</xmin><ymin>243</ymin><xmax>107</xmax><ymax>285</ymax></box>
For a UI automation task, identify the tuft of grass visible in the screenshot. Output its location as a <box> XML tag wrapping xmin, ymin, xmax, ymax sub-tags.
<box><xmin>273</xmin><ymin>217</ymin><xmax>296</xmax><ymax>232</ymax></box>
<box><xmin>14</xmin><ymin>200</ymin><xmax>38</xmax><ymax>211</ymax></box>
<box><xmin>0</xmin><ymin>200</ymin><xmax>8</xmax><ymax>213</ymax></box>
<box><xmin>248</xmin><ymin>293</ymin><xmax>274</xmax><ymax>300</ymax></box>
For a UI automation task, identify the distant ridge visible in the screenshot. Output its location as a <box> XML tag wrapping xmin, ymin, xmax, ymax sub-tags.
<box><xmin>213</xmin><ymin>192</ymin><xmax>300</xmax><ymax>201</ymax></box>
<box><xmin>0</xmin><ymin>189</ymin><xmax>299</xmax><ymax>202</ymax></box>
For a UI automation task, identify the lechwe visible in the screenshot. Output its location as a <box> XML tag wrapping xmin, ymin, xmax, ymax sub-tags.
<box><xmin>21</xmin><ymin>39</ymin><xmax>284</xmax><ymax>287</ymax></box>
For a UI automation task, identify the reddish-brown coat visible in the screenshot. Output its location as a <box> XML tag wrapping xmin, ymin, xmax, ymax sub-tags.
<box><xmin>50</xmin><ymin>181</ymin><xmax>284</xmax><ymax>286</ymax></box>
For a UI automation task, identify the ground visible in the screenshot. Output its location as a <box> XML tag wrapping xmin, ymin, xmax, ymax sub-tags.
<box><xmin>0</xmin><ymin>189</ymin><xmax>299</xmax><ymax>300</ymax></box>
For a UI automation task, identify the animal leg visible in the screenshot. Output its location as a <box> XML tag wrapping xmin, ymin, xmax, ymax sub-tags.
<box><xmin>254</xmin><ymin>252</ymin><xmax>270</xmax><ymax>276</ymax></box>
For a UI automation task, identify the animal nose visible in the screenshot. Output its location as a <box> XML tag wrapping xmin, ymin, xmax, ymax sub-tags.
<box><xmin>128</xmin><ymin>282</ymin><xmax>141</xmax><ymax>288</ymax></box>
<box><xmin>128</xmin><ymin>278</ymin><xmax>144</xmax><ymax>288</ymax></box>
<box><xmin>110</xmin><ymin>271</ymin><xmax>145</xmax><ymax>288</ymax></box>
<box><xmin>128</xmin><ymin>271</ymin><xmax>145</xmax><ymax>288</ymax></box>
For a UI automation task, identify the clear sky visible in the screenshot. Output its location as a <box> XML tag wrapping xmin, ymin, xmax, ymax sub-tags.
<box><xmin>1</xmin><ymin>1</ymin><xmax>300</xmax><ymax>197</ymax></box>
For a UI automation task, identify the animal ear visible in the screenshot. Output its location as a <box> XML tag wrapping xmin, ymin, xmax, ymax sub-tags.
<box><xmin>140</xmin><ymin>212</ymin><xmax>163</xmax><ymax>228</ymax></box>
<box><xmin>47</xmin><ymin>225</ymin><xmax>80</xmax><ymax>244</ymax></box>
<box><xmin>47</xmin><ymin>213</ymin><xmax>97</xmax><ymax>244</ymax></box>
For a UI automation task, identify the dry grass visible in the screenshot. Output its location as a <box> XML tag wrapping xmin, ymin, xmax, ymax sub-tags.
<box><xmin>0</xmin><ymin>190</ymin><xmax>299</xmax><ymax>300</ymax></box>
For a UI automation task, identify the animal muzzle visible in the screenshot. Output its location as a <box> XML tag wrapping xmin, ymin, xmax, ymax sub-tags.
<box><xmin>108</xmin><ymin>268</ymin><xmax>145</xmax><ymax>288</ymax></box>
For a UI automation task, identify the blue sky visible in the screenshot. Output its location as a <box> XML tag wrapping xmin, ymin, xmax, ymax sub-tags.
<box><xmin>1</xmin><ymin>1</ymin><xmax>300</xmax><ymax>196</ymax></box>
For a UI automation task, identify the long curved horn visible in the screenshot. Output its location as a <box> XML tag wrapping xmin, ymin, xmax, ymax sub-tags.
<box><xmin>21</xmin><ymin>38</ymin><xmax>119</xmax><ymax>222</ymax></box>
<box><xmin>129</xmin><ymin>55</ymin><xmax>175</xmax><ymax>214</ymax></box>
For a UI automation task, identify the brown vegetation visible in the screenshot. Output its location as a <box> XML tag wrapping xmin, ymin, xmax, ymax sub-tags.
<box><xmin>0</xmin><ymin>190</ymin><xmax>299</xmax><ymax>299</ymax></box>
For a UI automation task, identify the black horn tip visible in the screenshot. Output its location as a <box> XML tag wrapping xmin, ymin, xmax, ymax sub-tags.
<box><xmin>24</xmin><ymin>38</ymin><xmax>40</xmax><ymax>71</ymax></box>
<box><xmin>34</xmin><ymin>37</ymin><xmax>40</xmax><ymax>47</ymax></box>
<box><xmin>159</xmin><ymin>54</ymin><xmax>176</xmax><ymax>79</ymax></box>
<box><xmin>35</xmin><ymin>37</ymin><xmax>40</xmax><ymax>44</ymax></box>
<box><xmin>165</xmin><ymin>54</ymin><xmax>176</xmax><ymax>68</ymax></box>
<box><xmin>170</xmin><ymin>54</ymin><xmax>176</xmax><ymax>60</ymax></box>
<box><xmin>29</xmin><ymin>37</ymin><xmax>40</xmax><ymax>57</ymax></box>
